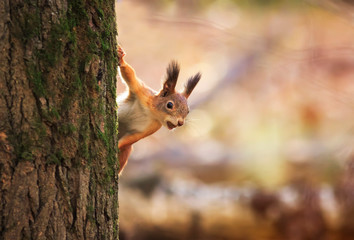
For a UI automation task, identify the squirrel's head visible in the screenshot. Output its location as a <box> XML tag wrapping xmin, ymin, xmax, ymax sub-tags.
<box><xmin>152</xmin><ymin>61</ymin><xmax>201</xmax><ymax>130</ymax></box>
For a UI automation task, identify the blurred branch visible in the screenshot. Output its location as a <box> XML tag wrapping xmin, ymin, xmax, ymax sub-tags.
<box><xmin>190</xmin><ymin>52</ymin><xmax>258</xmax><ymax>109</ymax></box>
<box><xmin>149</xmin><ymin>15</ymin><xmax>230</xmax><ymax>33</ymax></box>
<box><xmin>190</xmin><ymin>37</ymin><xmax>281</xmax><ymax>109</ymax></box>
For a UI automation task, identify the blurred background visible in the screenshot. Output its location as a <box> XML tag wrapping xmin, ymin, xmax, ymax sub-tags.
<box><xmin>115</xmin><ymin>0</ymin><xmax>354</xmax><ymax>239</ymax></box>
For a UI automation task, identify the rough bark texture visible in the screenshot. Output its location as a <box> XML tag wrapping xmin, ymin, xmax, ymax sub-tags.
<box><xmin>0</xmin><ymin>0</ymin><xmax>119</xmax><ymax>239</ymax></box>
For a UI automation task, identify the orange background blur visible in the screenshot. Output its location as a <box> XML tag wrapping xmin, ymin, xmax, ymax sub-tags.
<box><xmin>116</xmin><ymin>1</ymin><xmax>354</xmax><ymax>239</ymax></box>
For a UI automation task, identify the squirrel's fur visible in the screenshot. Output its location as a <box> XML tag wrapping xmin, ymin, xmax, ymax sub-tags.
<box><xmin>117</xmin><ymin>45</ymin><xmax>201</xmax><ymax>174</ymax></box>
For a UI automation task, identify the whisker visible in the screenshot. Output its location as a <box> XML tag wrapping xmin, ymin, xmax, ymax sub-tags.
<box><xmin>183</xmin><ymin>117</ymin><xmax>205</xmax><ymax>137</ymax></box>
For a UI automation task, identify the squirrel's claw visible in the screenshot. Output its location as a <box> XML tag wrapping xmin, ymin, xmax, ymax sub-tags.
<box><xmin>118</xmin><ymin>44</ymin><xmax>126</xmax><ymax>66</ymax></box>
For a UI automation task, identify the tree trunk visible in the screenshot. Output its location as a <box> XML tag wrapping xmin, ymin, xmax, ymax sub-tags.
<box><xmin>0</xmin><ymin>0</ymin><xmax>119</xmax><ymax>239</ymax></box>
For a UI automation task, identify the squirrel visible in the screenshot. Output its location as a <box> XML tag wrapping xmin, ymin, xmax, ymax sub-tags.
<box><xmin>117</xmin><ymin>45</ymin><xmax>201</xmax><ymax>174</ymax></box>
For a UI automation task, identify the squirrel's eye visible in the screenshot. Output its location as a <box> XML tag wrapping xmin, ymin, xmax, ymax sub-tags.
<box><xmin>167</xmin><ymin>102</ymin><xmax>174</xmax><ymax>109</ymax></box>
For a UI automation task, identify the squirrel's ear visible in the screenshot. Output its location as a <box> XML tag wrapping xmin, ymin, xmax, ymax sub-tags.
<box><xmin>183</xmin><ymin>72</ymin><xmax>201</xmax><ymax>98</ymax></box>
<box><xmin>160</xmin><ymin>61</ymin><xmax>180</xmax><ymax>97</ymax></box>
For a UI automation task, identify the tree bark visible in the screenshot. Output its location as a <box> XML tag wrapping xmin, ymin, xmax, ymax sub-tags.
<box><xmin>0</xmin><ymin>0</ymin><xmax>119</xmax><ymax>239</ymax></box>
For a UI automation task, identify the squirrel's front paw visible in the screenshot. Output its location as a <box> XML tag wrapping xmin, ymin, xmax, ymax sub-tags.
<box><xmin>118</xmin><ymin>45</ymin><xmax>126</xmax><ymax>66</ymax></box>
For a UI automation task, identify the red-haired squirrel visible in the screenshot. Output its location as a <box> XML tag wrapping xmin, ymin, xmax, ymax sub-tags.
<box><xmin>117</xmin><ymin>45</ymin><xmax>201</xmax><ymax>174</ymax></box>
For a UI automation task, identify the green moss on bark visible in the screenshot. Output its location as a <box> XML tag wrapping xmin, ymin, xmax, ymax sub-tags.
<box><xmin>2</xmin><ymin>0</ymin><xmax>119</xmax><ymax>238</ymax></box>
<box><xmin>12</xmin><ymin>0</ymin><xmax>119</xmax><ymax>236</ymax></box>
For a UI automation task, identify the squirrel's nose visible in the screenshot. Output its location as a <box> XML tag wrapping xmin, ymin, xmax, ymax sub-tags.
<box><xmin>178</xmin><ymin>120</ymin><xmax>184</xmax><ymax>126</ymax></box>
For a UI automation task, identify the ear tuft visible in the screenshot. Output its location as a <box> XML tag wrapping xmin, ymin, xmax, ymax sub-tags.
<box><xmin>166</xmin><ymin>60</ymin><xmax>180</xmax><ymax>83</ymax></box>
<box><xmin>183</xmin><ymin>72</ymin><xmax>201</xmax><ymax>98</ymax></box>
<box><xmin>161</xmin><ymin>60</ymin><xmax>180</xmax><ymax>96</ymax></box>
